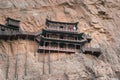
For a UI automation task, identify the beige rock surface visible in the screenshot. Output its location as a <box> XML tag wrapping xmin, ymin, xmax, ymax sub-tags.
<box><xmin>0</xmin><ymin>0</ymin><xmax>120</xmax><ymax>80</ymax></box>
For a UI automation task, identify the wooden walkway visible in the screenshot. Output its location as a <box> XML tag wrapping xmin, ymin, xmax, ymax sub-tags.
<box><xmin>0</xmin><ymin>30</ymin><xmax>41</xmax><ymax>40</ymax></box>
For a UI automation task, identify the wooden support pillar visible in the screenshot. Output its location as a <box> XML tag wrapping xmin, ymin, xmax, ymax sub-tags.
<box><xmin>43</xmin><ymin>49</ymin><xmax>45</xmax><ymax>75</ymax></box>
<box><xmin>24</xmin><ymin>35</ymin><xmax>28</xmax><ymax>76</ymax></box>
<box><xmin>14</xmin><ymin>36</ymin><xmax>20</xmax><ymax>80</ymax></box>
<box><xmin>14</xmin><ymin>54</ymin><xmax>18</xmax><ymax>80</ymax></box>
<box><xmin>6</xmin><ymin>56</ymin><xmax>9</xmax><ymax>80</ymax></box>
<box><xmin>43</xmin><ymin>41</ymin><xmax>45</xmax><ymax>75</ymax></box>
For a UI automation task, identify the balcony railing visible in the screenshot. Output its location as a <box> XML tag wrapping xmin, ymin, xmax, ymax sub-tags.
<box><xmin>38</xmin><ymin>46</ymin><xmax>79</xmax><ymax>53</ymax></box>
<box><xmin>45</xmin><ymin>27</ymin><xmax>78</xmax><ymax>33</ymax></box>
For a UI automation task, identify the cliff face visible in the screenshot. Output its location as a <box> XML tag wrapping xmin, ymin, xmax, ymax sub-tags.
<box><xmin>0</xmin><ymin>0</ymin><xmax>120</xmax><ymax>80</ymax></box>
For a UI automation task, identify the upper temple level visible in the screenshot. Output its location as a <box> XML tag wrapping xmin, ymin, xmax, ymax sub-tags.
<box><xmin>45</xmin><ymin>19</ymin><xmax>79</xmax><ymax>32</ymax></box>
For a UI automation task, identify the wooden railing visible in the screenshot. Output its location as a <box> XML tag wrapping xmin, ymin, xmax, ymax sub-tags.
<box><xmin>42</xmin><ymin>36</ymin><xmax>87</xmax><ymax>43</ymax></box>
<box><xmin>45</xmin><ymin>27</ymin><xmax>78</xmax><ymax>33</ymax></box>
<box><xmin>38</xmin><ymin>46</ymin><xmax>78</xmax><ymax>53</ymax></box>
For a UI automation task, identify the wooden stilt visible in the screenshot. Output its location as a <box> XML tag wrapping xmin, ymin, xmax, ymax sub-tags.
<box><xmin>6</xmin><ymin>36</ymin><xmax>11</xmax><ymax>80</ymax></box>
<box><xmin>6</xmin><ymin>55</ymin><xmax>9</xmax><ymax>80</ymax></box>
<box><xmin>24</xmin><ymin>35</ymin><xmax>28</xmax><ymax>76</ymax></box>
<box><xmin>14</xmin><ymin>54</ymin><xmax>18</xmax><ymax>80</ymax></box>
<box><xmin>14</xmin><ymin>36</ymin><xmax>19</xmax><ymax>80</ymax></box>
<box><xmin>43</xmin><ymin>42</ymin><xmax>45</xmax><ymax>75</ymax></box>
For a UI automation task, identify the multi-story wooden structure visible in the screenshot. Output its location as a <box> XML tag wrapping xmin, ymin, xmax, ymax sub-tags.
<box><xmin>38</xmin><ymin>19</ymin><xmax>90</xmax><ymax>53</ymax></box>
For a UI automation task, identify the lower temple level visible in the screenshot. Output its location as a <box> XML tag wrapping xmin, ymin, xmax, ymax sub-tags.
<box><xmin>38</xmin><ymin>41</ymin><xmax>82</xmax><ymax>53</ymax></box>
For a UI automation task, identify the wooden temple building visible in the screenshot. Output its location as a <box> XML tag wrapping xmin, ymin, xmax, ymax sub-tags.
<box><xmin>37</xmin><ymin>19</ymin><xmax>102</xmax><ymax>57</ymax></box>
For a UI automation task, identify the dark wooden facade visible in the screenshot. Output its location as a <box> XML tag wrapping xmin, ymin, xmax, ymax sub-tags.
<box><xmin>0</xmin><ymin>18</ymin><xmax>40</xmax><ymax>40</ymax></box>
<box><xmin>82</xmin><ymin>47</ymin><xmax>102</xmax><ymax>57</ymax></box>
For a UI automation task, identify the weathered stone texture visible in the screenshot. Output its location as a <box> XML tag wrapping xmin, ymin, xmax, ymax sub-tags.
<box><xmin>0</xmin><ymin>0</ymin><xmax>120</xmax><ymax>80</ymax></box>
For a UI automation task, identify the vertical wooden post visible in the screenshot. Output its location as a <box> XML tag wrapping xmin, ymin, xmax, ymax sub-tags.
<box><xmin>14</xmin><ymin>54</ymin><xmax>18</xmax><ymax>80</ymax></box>
<box><xmin>24</xmin><ymin>51</ymin><xmax>27</xmax><ymax>76</ymax></box>
<box><xmin>43</xmin><ymin>41</ymin><xmax>45</xmax><ymax>75</ymax></box>
<box><xmin>14</xmin><ymin>36</ymin><xmax>19</xmax><ymax>80</ymax></box>
<box><xmin>24</xmin><ymin>35</ymin><xmax>28</xmax><ymax>76</ymax></box>
<box><xmin>6</xmin><ymin>36</ymin><xmax>11</xmax><ymax>80</ymax></box>
<box><xmin>6</xmin><ymin>55</ymin><xmax>9</xmax><ymax>80</ymax></box>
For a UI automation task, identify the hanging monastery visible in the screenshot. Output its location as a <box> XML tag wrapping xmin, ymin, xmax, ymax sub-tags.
<box><xmin>0</xmin><ymin>18</ymin><xmax>102</xmax><ymax>57</ymax></box>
